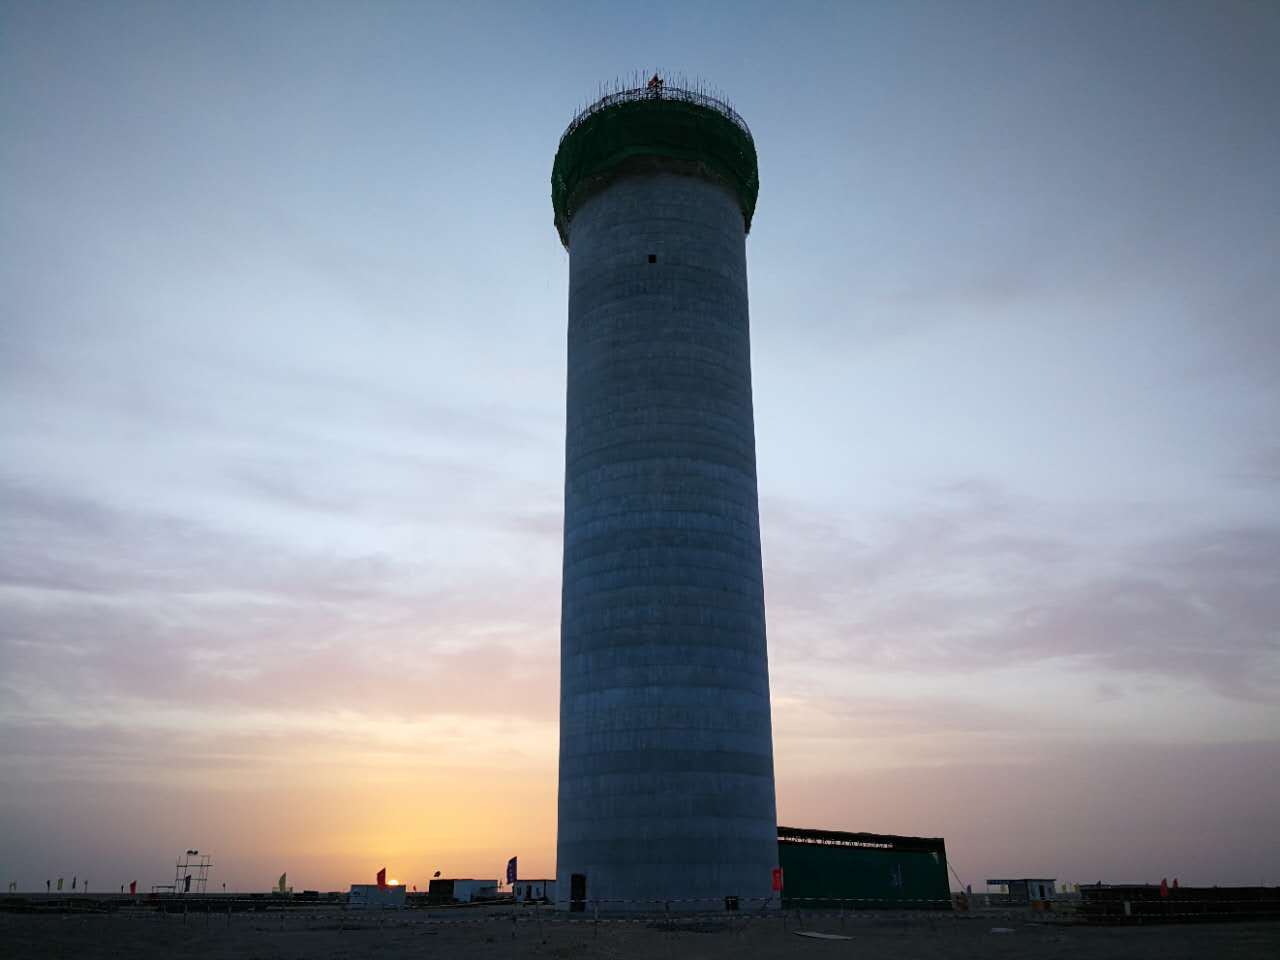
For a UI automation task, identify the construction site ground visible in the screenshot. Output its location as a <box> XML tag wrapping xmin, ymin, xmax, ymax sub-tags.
<box><xmin>3</xmin><ymin>904</ymin><xmax>1279</xmax><ymax>960</ymax></box>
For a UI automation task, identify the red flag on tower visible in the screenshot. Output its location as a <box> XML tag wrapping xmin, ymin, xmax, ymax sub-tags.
<box><xmin>376</xmin><ymin>867</ymin><xmax>387</xmax><ymax>889</ymax></box>
<box><xmin>1159</xmin><ymin>878</ymin><xmax>1169</xmax><ymax>897</ymax></box>
<box><xmin>129</xmin><ymin>881</ymin><xmax>136</xmax><ymax>895</ymax></box>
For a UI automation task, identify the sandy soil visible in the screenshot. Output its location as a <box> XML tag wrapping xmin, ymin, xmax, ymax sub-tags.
<box><xmin>3</xmin><ymin>909</ymin><xmax>1278</xmax><ymax>960</ymax></box>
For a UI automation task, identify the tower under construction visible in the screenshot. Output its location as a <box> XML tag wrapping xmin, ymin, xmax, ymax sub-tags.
<box><xmin>552</xmin><ymin>77</ymin><xmax>777</xmax><ymax>911</ymax></box>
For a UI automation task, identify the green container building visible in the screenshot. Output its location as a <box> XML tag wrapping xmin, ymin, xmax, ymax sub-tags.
<box><xmin>777</xmin><ymin>826</ymin><xmax>952</xmax><ymax>910</ymax></box>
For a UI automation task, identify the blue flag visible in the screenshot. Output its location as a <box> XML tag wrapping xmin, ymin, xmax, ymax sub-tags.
<box><xmin>506</xmin><ymin>856</ymin><xmax>517</xmax><ymax>884</ymax></box>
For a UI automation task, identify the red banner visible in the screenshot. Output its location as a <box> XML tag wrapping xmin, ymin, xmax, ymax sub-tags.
<box><xmin>772</xmin><ymin>868</ymin><xmax>784</xmax><ymax>892</ymax></box>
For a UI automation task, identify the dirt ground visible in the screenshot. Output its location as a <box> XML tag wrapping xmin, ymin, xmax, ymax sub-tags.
<box><xmin>3</xmin><ymin>909</ymin><xmax>1279</xmax><ymax>960</ymax></box>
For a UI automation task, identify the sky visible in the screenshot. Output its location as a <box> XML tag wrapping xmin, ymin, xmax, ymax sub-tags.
<box><xmin>1</xmin><ymin>0</ymin><xmax>1277</xmax><ymax>893</ymax></box>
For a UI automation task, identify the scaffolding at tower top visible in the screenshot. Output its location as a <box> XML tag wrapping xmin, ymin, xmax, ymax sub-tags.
<box><xmin>551</xmin><ymin>74</ymin><xmax>759</xmax><ymax>247</ymax></box>
<box><xmin>559</xmin><ymin>75</ymin><xmax>753</xmax><ymax>148</ymax></box>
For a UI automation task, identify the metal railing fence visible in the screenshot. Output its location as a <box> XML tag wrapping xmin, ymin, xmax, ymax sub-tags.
<box><xmin>560</xmin><ymin>84</ymin><xmax>753</xmax><ymax>147</ymax></box>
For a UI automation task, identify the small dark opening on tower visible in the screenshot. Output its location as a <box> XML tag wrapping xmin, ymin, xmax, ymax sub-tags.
<box><xmin>647</xmin><ymin>254</ymin><xmax>657</xmax><ymax>264</ymax></box>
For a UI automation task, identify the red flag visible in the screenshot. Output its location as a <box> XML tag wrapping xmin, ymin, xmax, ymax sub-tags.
<box><xmin>1159</xmin><ymin>878</ymin><xmax>1169</xmax><ymax>897</ymax></box>
<box><xmin>771</xmin><ymin>868</ymin><xmax>784</xmax><ymax>892</ymax></box>
<box><xmin>376</xmin><ymin>867</ymin><xmax>387</xmax><ymax>889</ymax></box>
<box><xmin>1172</xmin><ymin>878</ymin><xmax>1179</xmax><ymax>889</ymax></box>
<box><xmin>129</xmin><ymin>881</ymin><xmax>136</xmax><ymax>895</ymax></box>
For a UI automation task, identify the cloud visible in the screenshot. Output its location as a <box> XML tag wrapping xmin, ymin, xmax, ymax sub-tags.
<box><xmin>762</xmin><ymin>483</ymin><xmax>1280</xmax><ymax>702</ymax></box>
<box><xmin>0</xmin><ymin>473</ymin><xmax>561</xmax><ymax>731</ymax></box>
<box><xmin>1230</xmin><ymin>445</ymin><xmax>1280</xmax><ymax>489</ymax></box>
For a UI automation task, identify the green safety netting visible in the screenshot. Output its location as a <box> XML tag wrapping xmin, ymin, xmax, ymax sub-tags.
<box><xmin>551</xmin><ymin>92</ymin><xmax>759</xmax><ymax>247</ymax></box>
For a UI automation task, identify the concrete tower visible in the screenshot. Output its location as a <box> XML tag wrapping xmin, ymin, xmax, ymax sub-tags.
<box><xmin>552</xmin><ymin>79</ymin><xmax>777</xmax><ymax>911</ymax></box>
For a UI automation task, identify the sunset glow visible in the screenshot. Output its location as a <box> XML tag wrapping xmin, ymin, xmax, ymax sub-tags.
<box><xmin>2</xmin><ymin>1</ymin><xmax>1278</xmax><ymax>896</ymax></box>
